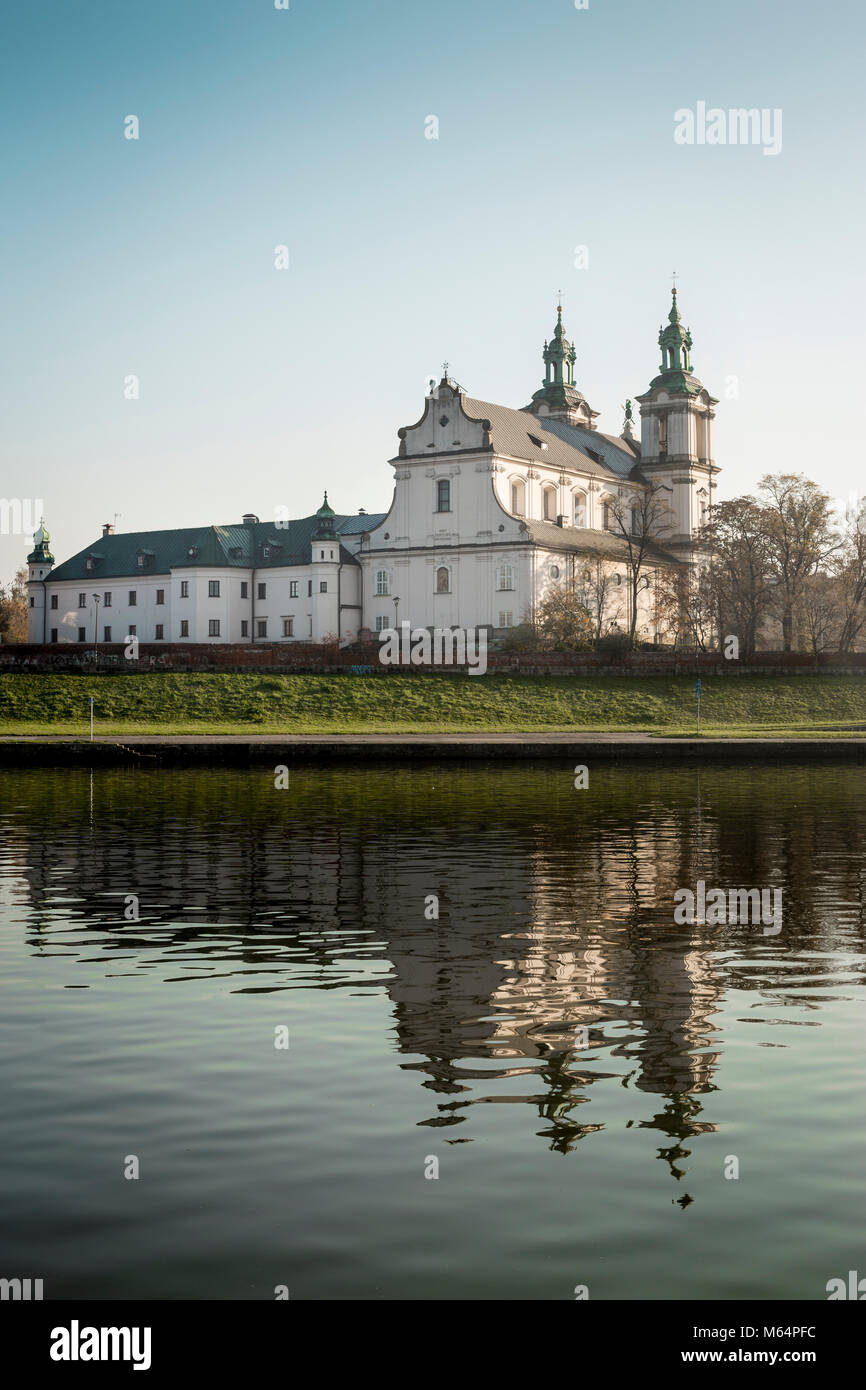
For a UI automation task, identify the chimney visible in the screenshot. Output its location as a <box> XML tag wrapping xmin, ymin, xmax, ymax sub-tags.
<box><xmin>556</xmin><ymin>514</ymin><xmax>565</xmax><ymax>527</ymax></box>
<box><xmin>242</xmin><ymin>513</ymin><xmax>259</xmax><ymax>526</ymax></box>
<box><xmin>358</xmin><ymin>507</ymin><xmax>366</xmax><ymax>516</ymax></box>
<box><xmin>102</xmin><ymin>522</ymin><xmax>115</xmax><ymax>537</ymax></box>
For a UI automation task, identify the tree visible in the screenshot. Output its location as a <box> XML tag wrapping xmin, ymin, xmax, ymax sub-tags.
<box><xmin>574</xmin><ymin>551</ymin><xmax>622</xmax><ymax>645</ymax></box>
<box><xmin>800</xmin><ymin>573</ymin><xmax>843</xmax><ymax>654</ymax></box>
<box><xmin>533</xmin><ymin>585</ymin><xmax>593</xmax><ymax>650</ymax></box>
<box><xmin>656</xmin><ymin>563</ymin><xmax>716</xmax><ymax>650</ymax></box>
<box><xmin>701</xmin><ymin>497</ymin><xmax>774</xmax><ymax>657</ymax></box>
<box><xmin>758</xmin><ymin>474</ymin><xmax>838</xmax><ymax>651</ymax></box>
<box><xmin>609</xmin><ymin>481</ymin><xmax>675</xmax><ymax>646</ymax></box>
<box><xmin>0</xmin><ymin>566</ymin><xmax>28</xmax><ymax>643</ymax></box>
<box><xmin>835</xmin><ymin>503</ymin><xmax>866</xmax><ymax>652</ymax></box>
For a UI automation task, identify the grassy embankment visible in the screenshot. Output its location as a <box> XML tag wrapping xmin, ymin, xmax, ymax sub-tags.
<box><xmin>0</xmin><ymin>671</ymin><xmax>865</xmax><ymax>736</ymax></box>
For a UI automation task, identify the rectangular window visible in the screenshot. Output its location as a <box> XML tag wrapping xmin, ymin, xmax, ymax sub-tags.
<box><xmin>307</xmin><ymin>580</ymin><xmax>312</xmax><ymax>597</ymax></box>
<box><xmin>156</xmin><ymin>589</ymin><xmax>165</xmax><ymax>605</ymax></box>
<box><xmin>240</xmin><ymin>581</ymin><xmax>248</xmax><ymax>599</ymax></box>
<box><xmin>104</xmin><ymin>626</ymin><xmax>112</xmax><ymax>642</ymax></box>
<box><xmin>103</xmin><ymin>592</ymin><xmax>112</xmax><ymax>607</ymax></box>
<box><xmin>50</xmin><ymin>594</ymin><xmax>58</xmax><ymax>609</ymax></box>
<box><xmin>127</xmin><ymin>624</ymin><xmax>136</xmax><ymax>637</ymax></box>
<box><xmin>128</xmin><ymin>591</ymin><xmax>137</xmax><ymax>606</ymax></box>
<box><xmin>78</xmin><ymin>627</ymin><xmax>86</xmax><ymax>641</ymax></box>
<box><xmin>283</xmin><ymin>618</ymin><xmax>293</xmax><ymax>637</ymax></box>
<box><xmin>436</xmin><ymin>478</ymin><xmax>451</xmax><ymax>512</ymax></box>
<box><xmin>78</xmin><ymin>592</ymin><xmax>86</xmax><ymax>608</ymax></box>
<box><xmin>375</xmin><ymin>615</ymin><xmax>390</xmax><ymax>632</ymax></box>
<box><xmin>289</xmin><ymin>580</ymin><xmax>298</xmax><ymax>598</ymax></box>
<box><xmin>50</xmin><ymin>628</ymin><xmax>58</xmax><ymax>643</ymax></box>
<box><xmin>29</xmin><ymin>596</ymin><xmax>35</xmax><ymax>608</ymax></box>
<box><xmin>375</xmin><ymin>570</ymin><xmax>390</xmax><ymax>596</ymax></box>
<box><xmin>498</xmin><ymin>611</ymin><xmax>513</xmax><ymax>628</ymax></box>
<box><xmin>180</xmin><ymin>620</ymin><xmax>189</xmax><ymax>637</ymax></box>
<box><xmin>180</xmin><ymin>581</ymin><xmax>189</xmax><ymax>597</ymax></box>
<box><xmin>208</xmin><ymin>580</ymin><xmax>220</xmax><ymax>597</ymax></box>
<box><xmin>496</xmin><ymin>565</ymin><xmax>515</xmax><ymax>591</ymax></box>
<box><xmin>257</xmin><ymin>620</ymin><xmax>267</xmax><ymax>638</ymax></box>
<box><xmin>208</xmin><ymin>619</ymin><xmax>220</xmax><ymax>637</ymax></box>
<box><xmin>257</xmin><ymin>582</ymin><xmax>266</xmax><ymax>600</ymax></box>
<box><xmin>240</xmin><ymin>620</ymin><xmax>249</xmax><ymax>637</ymax></box>
<box><xmin>155</xmin><ymin>624</ymin><xmax>164</xmax><ymax>640</ymax></box>
<box><xmin>319</xmin><ymin>581</ymin><xmax>327</xmax><ymax>593</ymax></box>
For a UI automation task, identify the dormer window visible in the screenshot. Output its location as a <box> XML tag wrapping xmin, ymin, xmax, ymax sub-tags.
<box><xmin>86</xmin><ymin>557</ymin><xmax>94</xmax><ymax>571</ymax></box>
<box><xmin>527</xmin><ymin>433</ymin><xmax>548</xmax><ymax>450</ymax></box>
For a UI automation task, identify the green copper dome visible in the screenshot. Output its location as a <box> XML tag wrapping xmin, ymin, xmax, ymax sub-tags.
<box><xmin>650</xmin><ymin>286</ymin><xmax>703</xmax><ymax>395</ymax></box>
<box><xmin>27</xmin><ymin>519</ymin><xmax>54</xmax><ymax>564</ymax></box>
<box><xmin>529</xmin><ymin>304</ymin><xmax>591</xmax><ymax>412</ymax></box>
<box><xmin>312</xmin><ymin>491</ymin><xmax>338</xmax><ymax>541</ymax></box>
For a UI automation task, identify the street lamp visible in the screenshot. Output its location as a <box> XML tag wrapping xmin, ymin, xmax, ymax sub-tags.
<box><xmin>393</xmin><ymin>596</ymin><xmax>400</xmax><ymax>632</ymax></box>
<box><xmin>92</xmin><ymin>594</ymin><xmax>101</xmax><ymax>664</ymax></box>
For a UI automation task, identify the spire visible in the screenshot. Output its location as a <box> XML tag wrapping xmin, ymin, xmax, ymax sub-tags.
<box><xmin>527</xmin><ymin>299</ymin><xmax>598</xmax><ymax>426</ymax></box>
<box><xmin>312</xmin><ymin>491</ymin><xmax>337</xmax><ymax>540</ymax></box>
<box><xmin>542</xmin><ymin>302</ymin><xmax>577</xmax><ymax>390</ymax></box>
<box><xmin>653</xmin><ymin>279</ymin><xmax>699</xmax><ymax>392</ymax></box>
<box><xmin>27</xmin><ymin>518</ymin><xmax>54</xmax><ymax>564</ymax></box>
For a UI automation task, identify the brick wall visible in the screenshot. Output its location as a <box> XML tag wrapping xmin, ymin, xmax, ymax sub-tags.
<box><xmin>2</xmin><ymin>642</ymin><xmax>866</xmax><ymax>677</ymax></box>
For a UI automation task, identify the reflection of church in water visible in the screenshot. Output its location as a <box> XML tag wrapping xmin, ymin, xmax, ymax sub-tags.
<box><xmin>15</xmin><ymin>774</ymin><xmax>736</xmax><ymax>1174</ymax></box>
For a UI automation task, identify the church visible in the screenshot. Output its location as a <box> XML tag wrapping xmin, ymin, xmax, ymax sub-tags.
<box><xmin>27</xmin><ymin>289</ymin><xmax>718</xmax><ymax>647</ymax></box>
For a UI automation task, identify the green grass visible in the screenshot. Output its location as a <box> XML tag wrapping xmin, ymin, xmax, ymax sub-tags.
<box><xmin>1</xmin><ymin>671</ymin><xmax>865</xmax><ymax>736</ymax></box>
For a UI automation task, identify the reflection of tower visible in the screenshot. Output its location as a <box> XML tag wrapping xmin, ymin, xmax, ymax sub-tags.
<box><xmin>483</xmin><ymin>807</ymin><xmax>725</xmax><ymax>1161</ymax></box>
<box><xmin>17</xmin><ymin>764</ymin><xmax>863</xmax><ymax>1181</ymax></box>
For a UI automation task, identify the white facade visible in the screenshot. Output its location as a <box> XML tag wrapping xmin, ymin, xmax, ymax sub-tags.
<box><xmin>28</xmin><ymin>555</ymin><xmax>364</xmax><ymax>647</ymax></box>
<box><xmin>26</xmin><ymin>297</ymin><xmax>716</xmax><ymax>646</ymax></box>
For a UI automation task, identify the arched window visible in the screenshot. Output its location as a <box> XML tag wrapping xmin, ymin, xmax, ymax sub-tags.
<box><xmin>375</xmin><ymin>569</ymin><xmax>390</xmax><ymax>596</ymax></box>
<box><xmin>630</xmin><ymin>507</ymin><xmax>641</xmax><ymax>537</ymax></box>
<box><xmin>573</xmin><ymin>492</ymin><xmax>587</xmax><ymax>527</ymax></box>
<box><xmin>496</xmin><ymin>564</ymin><xmax>515</xmax><ymax>592</ymax></box>
<box><xmin>436</xmin><ymin>566</ymin><xmax>451</xmax><ymax>593</ymax></box>
<box><xmin>510</xmin><ymin>479</ymin><xmax>526</xmax><ymax>516</ymax></box>
<box><xmin>602</xmin><ymin>500</ymin><xmax>611</xmax><ymax>531</ymax></box>
<box><xmin>543</xmin><ymin>486</ymin><xmax>557</xmax><ymax>520</ymax></box>
<box><xmin>436</xmin><ymin>479</ymin><xmax>451</xmax><ymax>512</ymax></box>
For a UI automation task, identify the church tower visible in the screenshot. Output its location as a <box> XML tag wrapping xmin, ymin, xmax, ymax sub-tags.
<box><xmin>310</xmin><ymin>492</ymin><xmax>341</xmax><ymax>642</ymax></box>
<box><xmin>26</xmin><ymin>520</ymin><xmax>54</xmax><ymax>643</ymax></box>
<box><xmin>525</xmin><ymin>304</ymin><xmax>599</xmax><ymax>429</ymax></box>
<box><xmin>635</xmin><ymin>285</ymin><xmax>718</xmax><ymax>558</ymax></box>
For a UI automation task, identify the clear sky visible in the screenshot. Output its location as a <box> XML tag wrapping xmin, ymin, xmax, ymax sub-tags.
<box><xmin>1</xmin><ymin>0</ymin><xmax>864</xmax><ymax>582</ymax></box>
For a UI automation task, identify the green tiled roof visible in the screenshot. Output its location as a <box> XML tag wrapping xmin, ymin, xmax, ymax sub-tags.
<box><xmin>48</xmin><ymin>513</ymin><xmax>385</xmax><ymax>583</ymax></box>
